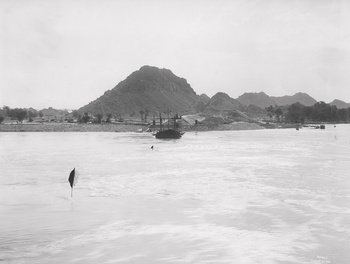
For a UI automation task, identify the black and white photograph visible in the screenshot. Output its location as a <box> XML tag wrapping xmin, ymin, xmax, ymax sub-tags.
<box><xmin>1</xmin><ymin>0</ymin><xmax>350</xmax><ymax>263</ymax></box>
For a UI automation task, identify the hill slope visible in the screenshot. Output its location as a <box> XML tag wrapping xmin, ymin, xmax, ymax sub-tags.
<box><xmin>329</xmin><ymin>99</ymin><xmax>350</xmax><ymax>109</ymax></box>
<box><xmin>236</xmin><ymin>92</ymin><xmax>276</xmax><ymax>108</ymax></box>
<box><xmin>77</xmin><ymin>66</ymin><xmax>322</xmax><ymax>120</ymax></box>
<box><xmin>205</xmin><ymin>92</ymin><xmax>243</xmax><ymax>113</ymax></box>
<box><xmin>78</xmin><ymin>66</ymin><xmax>201</xmax><ymax>117</ymax></box>
<box><xmin>237</xmin><ymin>92</ymin><xmax>317</xmax><ymax>108</ymax></box>
<box><xmin>271</xmin><ymin>92</ymin><xmax>317</xmax><ymax>106</ymax></box>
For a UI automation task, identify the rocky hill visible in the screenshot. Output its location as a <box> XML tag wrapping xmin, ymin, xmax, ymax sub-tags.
<box><xmin>194</xmin><ymin>93</ymin><xmax>210</xmax><ymax>112</ymax></box>
<box><xmin>236</xmin><ymin>92</ymin><xmax>276</xmax><ymax>108</ymax></box>
<box><xmin>78</xmin><ymin>66</ymin><xmax>201</xmax><ymax>118</ymax></box>
<box><xmin>40</xmin><ymin>107</ymin><xmax>69</xmax><ymax>121</ymax></box>
<box><xmin>329</xmin><ymin>99</ymin><xmax>350</xmax><ymax>109</ymax></box>
<box><xmin>237</xmin><ymin>92</ymin><xmax>317</xmax><ymax>108</ymax></box>
<box><xmin>78</xmin><ymin>66</ymin><xmax>265</xmax><ymax>119</ymax></box>
<box><xmin>41</xmin><ymin>107</ymin><xmax>69</xmax><ymax>116</ymax></box>
<box><xmin>271</xmin><ymin>92</ymin><xmax>317</xmax><ymax>106</ymax></box>
<box><xmin>79</xmin><ymin>65</ymin><xmax>325</xmax><ymax>120</ymax></box>
<box><xmin>204</xmin><ymin>92</ymin><xmax>243</xmax><ymax>113</ymax></box>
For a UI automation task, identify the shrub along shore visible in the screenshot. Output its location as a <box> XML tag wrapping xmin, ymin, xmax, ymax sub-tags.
<box><xmin>0</xmin><ymin>121</ymin><xmax>266</xmax><ymax>132</ymax></box>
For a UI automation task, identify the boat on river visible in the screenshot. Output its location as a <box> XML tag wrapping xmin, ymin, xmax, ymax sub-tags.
<box><xmin>154</xmin><ymin>112</ymin><xmax>183</xmax><ymax>139</ymax></box>
<box><xmin>155</xmin><ymin>129</ymin><xmax>182</xmax><ymax>139</ymax></box>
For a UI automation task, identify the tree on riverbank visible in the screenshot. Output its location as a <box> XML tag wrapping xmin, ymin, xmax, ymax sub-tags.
<box><xmin>81</xmin><ymin>112</ymin><xmax>90</xmax><ymax>123</ymax></box>
<box><xmin>265</xmin><ymin>102</ymin><xmax>350</xmax><ymax>123</ymax></box>
<box><xmin>274</xmin><ymin>108</ymin><xmax>283</xmax><ymax>122</ymax></box>
<box><xmin>1</xmin><ymin>106</ymin><xmax>40</xmax><ymax>122</ymax></box>
<box><xmin>285</xmin><ymin>102</ymin><xmax>350</xmax><ymax>123</ymax></box>
<box><xmin>6</xmin><ymin>108</ymin><xmax>27</xmax><ymax>122</ymax></box>
<box><xmin>94</xmin><ymin>113</ymin><xmax>103</xmax><ymax>123</ymax></box>
<box><xmin>106</xmin><ymin>113</ymin><xmax>112</xmax><ymax>123</ymax></box>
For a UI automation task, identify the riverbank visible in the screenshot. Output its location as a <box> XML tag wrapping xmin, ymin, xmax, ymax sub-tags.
<box><xmin>0</xmin><ymin>123</ymin><xmax>146</xmax><ymax>132</ymax></box>
<box><xmin>0</xmin><ymin>121</ymin><xmax>267</xmax><ymax>132</ymax></box>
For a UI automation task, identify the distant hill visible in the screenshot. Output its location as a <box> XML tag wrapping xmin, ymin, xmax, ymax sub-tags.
<box><xmin>199</xmin><ymin>93</ymin><xmax>210</xmax><ymax>103</ymax></box>
<box><xmin>78</xmin><ymin>66</ymin><xmax>201</xmax><ymax>118</ymax></box>
<box><xmin>205</xmin><ymin>92</ymin><xmax>242</xmax><ymax>113</ymax></box>
<box><xmin>236</xmin><ymin>92</ymin><xmax>276</xmax><ymax>108</ymax></box>
<box><xmin>202</xmin><ymin>92</ymin><xmax>265</xmax><ymax>121</ymax></box>
<box><xmin>237</xmin><ymin>92</ymin><xmax>317</xmax><ymax>108</ymax></box>
<box><xmin>41</xmin><ymin>107</ymin><xmax>68</xmax><ymax>116</ymax></box>
<box><xmin>271</xmin><ymin>92</ymin><xmax>317</xmax><ymax>106</ymax></box>
<box><xmin>329</xmin><ymin>99</ymin><xmax>350</xmax><ymax>109</ymax></box>
<box><xmin>194</xmin><ymin>93</ymin><xmax>210</xmax><ymax>112</ymax></box>
<box><xmin>77</xmin><ymin>65</ymin><xmax>335</xmax><ymax>120</ymax></box>
<box><xmin>78</xmin><ymin>66</ymin><xmax>268</xmax><ymax>119</ymax></box>
<box><xmin>41</xmin><ymin>107</ymin><xmax>69</xmax><ymax>120</ymax></box>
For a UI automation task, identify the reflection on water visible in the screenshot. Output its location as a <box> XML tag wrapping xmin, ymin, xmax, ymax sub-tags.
<box><xmin>0</xmin><ymin>125</ymin><xmax>350</xmax><ymax>263</ymax></box>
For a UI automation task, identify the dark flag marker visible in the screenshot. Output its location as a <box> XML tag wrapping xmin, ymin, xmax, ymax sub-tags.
<box><xmin>68</xmin><ymin>168</ymin><xmax>76</xmax><ymax>197</ymax></box>
<box><xmin>151</xmin><ymin>145</ymin><xmax>154</xmax><ymax>150</ymax></box>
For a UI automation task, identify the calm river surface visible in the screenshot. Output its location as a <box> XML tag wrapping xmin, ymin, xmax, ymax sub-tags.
<box><xmin>1</xmin><ymin>125</ymin><xmax>350</xmax><ymax>264</ymax></box>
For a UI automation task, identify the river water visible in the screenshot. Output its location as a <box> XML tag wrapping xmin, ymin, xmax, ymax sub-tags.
<box><xmin>0</xmin><ymin>125</ymin><xmax>349</xmax><ymax>264</ymax></box>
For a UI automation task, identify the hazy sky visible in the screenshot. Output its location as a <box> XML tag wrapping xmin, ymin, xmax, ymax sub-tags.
<box><xmin>1</xmin><ymin>0</ymin><xmax>350</xmax><ymax>109</ymax></box>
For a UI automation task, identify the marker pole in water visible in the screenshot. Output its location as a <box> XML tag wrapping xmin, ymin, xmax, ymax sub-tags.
<box><xmin>68</xmin><ymin>168</ymin><xmax>75</xmax><ymax>197</ymax></box>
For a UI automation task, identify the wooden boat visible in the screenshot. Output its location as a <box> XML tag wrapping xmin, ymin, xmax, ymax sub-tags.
<box><xmin>155</xmin><ymin>112</ymin><xmax>183</xmax><ymax>139</ymax></box>
<box><xmin>155</xmin><ymin>129</ymin><xmax>182</xmax><ymax>139</ymax></box>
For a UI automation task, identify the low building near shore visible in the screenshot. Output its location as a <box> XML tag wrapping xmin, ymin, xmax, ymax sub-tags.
<box><xmin>181</xmin><ymin>114</ymin><xmax>205</xmax><ymax>126</ymax></box>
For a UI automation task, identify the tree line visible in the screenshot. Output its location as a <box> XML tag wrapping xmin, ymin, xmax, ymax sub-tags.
<box><xmin>2</xmin><ymin>102</ymin><xmax>350</xmax><ymax>125</ymax></box>
<box><xmin>0</xmin><ymin>106</ymin><xmax>44</xmax><ymax>123</ymax></box>
<box><xmin>266</xmin><ymin>102</ymin><xmax>350</xmax><ymax>123</ymax></box>
<box><xmin>70</xmin><ymin>111</ymin><xmax>116</xmax><ymax>123</ymax></box>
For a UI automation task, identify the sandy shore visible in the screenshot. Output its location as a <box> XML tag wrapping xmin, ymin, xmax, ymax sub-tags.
<box><xmin>0</xmin><ymin>121</ymin><xmax>267</xmax><ymax>132</ymax></box>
